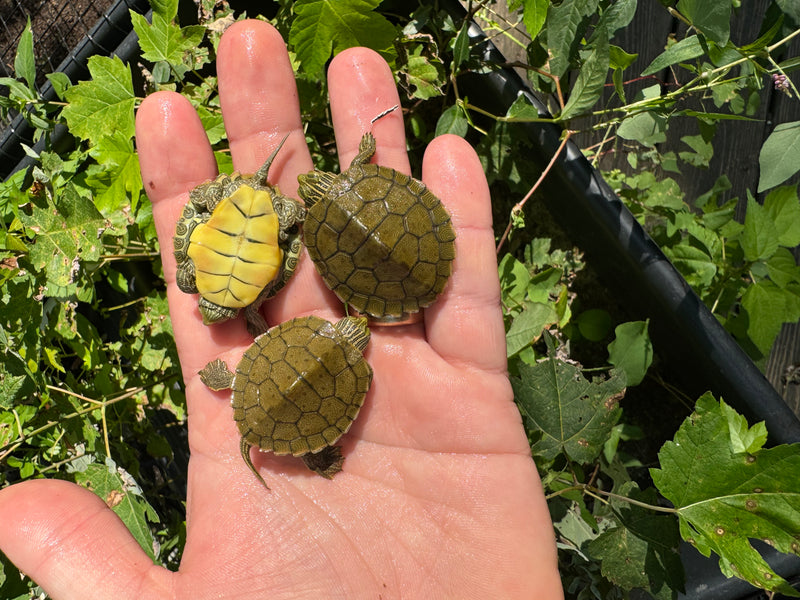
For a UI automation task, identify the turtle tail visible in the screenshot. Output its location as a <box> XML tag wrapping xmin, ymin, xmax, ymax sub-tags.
<box><xmin>297</xmin><ymin>170</ymin><xmax>337</xmax><ymax>208</ymax></box>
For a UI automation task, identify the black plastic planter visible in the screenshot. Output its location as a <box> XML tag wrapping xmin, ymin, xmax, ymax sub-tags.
<box><xmin>433</xmin><ymin>1</ymin><xmax>800</xmax><ymax>598</ymax></box>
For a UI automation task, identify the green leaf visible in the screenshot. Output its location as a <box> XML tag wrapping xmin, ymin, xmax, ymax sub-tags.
<box><xmin>641</xmin><ymin>35</ymin><xmax>705</xmax><ymax>76</ymax></box>
<box><xmin>546</xmin><ymin>0</ymin><xmax>599</xmax><ymax>78</ymax></box>
<box><xmin>720</xmin><ymin>400</ymin><xmax>767</xmax><ymax>455</ymax></box>
<box><xmin>762</xmin><ymin>185</ymin><xmax>800</xmax><ymax>247</ymax></box>
<box><xmin>592</xmin><ymin>0</ymin><xmax>637</xmax><ymax>42</ymax></box>
<box><xmin>560</xmin><ymin>29</ymin><xmax>610</xmax><ymax>121</ymax></box>
<box><xmin>14</xmin><ymin>18</ymin><xmax>35</xmax><ymax>89</ymax></box>
<box><xmin>62</xmin><ymin>56</ymin><xmax>135</xmax><ymax>145</ymax></box>
<box><xmin>288</xmin><ymin>0</ymin><xmax>397</xmax><ymax>76</ymax></box>
<box><xmin>45</xmin><ymin>72</ymin><xmax>72</xmax><ymax>100</ymax></box>
<box><xmin>575</xmin><ymin>308</ymin><xmax>613</xmax><ymax>342</ymax></box>
<box><xmin>758</xmin><ymin>121</ymin><xmax>800</xmax><ymax>192</ymax></box>
<box><xmin>617</xmin><ymin>110</ymin><xmax>667</xmax><ymax>147</ymax></box>
<box><xmin>741</xmin><ymin>280</ymin><xmax>800</xmax><ymax>356</ymax></box>
<box><xmin>677</xmin><ymin>0</ymin><xmax>731</xmax><ymax>45</ymax></box>
<box><xmin>19</xmin><ymin>184</ymin><xmax>106</xmax><ymax>292</ymax></box>
<box><xmin>741</xmin><ymin>195</ymin><xmax>779</xmax><ymax>262</ymax></box>
<box><xmin>521</xmin><ymin>0</ymin><xmax>549</xmax><ymax>40</ymax></box>
<box><xmin>73</xmin><ymin>457</ymin><xmax>160</xmax><ymax>561</ymax></box>
<box><xmin>652</xmin><ymin>394</ymin><xmax>800</xmax><ymax>596</ymax></box>
<box><xmin>511</xmin><ymin>348</ymin><xmax>625</xmax><ymax>463</ymax></box>
<box><xmin>766</xmin><ymin>247</ymin><xmax>800</xmax><ymax>289</ymax></box>
<box><xmin>588</xmin><ymin>483</ymin><xmax>684</xmax><ymax>598</ymax></box>
<box><xmin>451</xmin><ymin>20</ymin><xmax>470</xmax><ymax>70</ymax></box>
<box><xmin>131</xmin><ymin>11</ymin><xmax>205</xmax><ymax>65</ymax></box>
<box><xmin>86</xmin><ymin>133</ymin><xmax>143</xmax><ymax>215</ymax></box>
<box><xmin>435</xmin><ymin>104</ymin><xmax>469</xmax><ymax>137</ymax></box>
<box><xmin>148</xmin><ymin>0</ymin><xmax>179</xmax><ymax>20</ymax></box>
<box><xmin>679</xmin><ymin>134</ymin><xmax>714</xmax><ymax>168</ymax></box>
<box><xmin>402</xmin><ymin>44</ymin><xmax>444</xmax><ymax>99</ymax></box>
<box><xmin>665</xmin><ymin>243</ymin><xmax>717</xmax><ymax>289</ymax></box>
<box><xmin>506</xmin><ymin>302</ymin><xmax>558</xmax><ymax>357</ymax></box>
<box><xmin>607</xmin><ymin>320</ymin><xmax>652</xmax><ymax>386</ymax></box>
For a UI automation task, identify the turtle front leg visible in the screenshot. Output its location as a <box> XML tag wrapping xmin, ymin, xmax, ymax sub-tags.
<box><xmin>301</xmin><ymin>446</ymin><xmax>344</xmax><ymax>479</ymax></box>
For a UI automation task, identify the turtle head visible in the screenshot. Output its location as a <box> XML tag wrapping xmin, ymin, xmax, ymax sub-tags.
<box><xmin>297</xmin><ymin>170</ymin><xmax>337</xmax><ymax>209</ymax></box>
<box><xmin>335</xmin><ymin>316</ymin><xmax>371</xmax><ymax>352</ymax></box>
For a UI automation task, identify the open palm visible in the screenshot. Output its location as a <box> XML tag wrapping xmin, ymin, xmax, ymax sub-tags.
<box><xmin>0</xmin><ymin>21</ymin><xmax>561</xmax><ymax>599</ymax></box>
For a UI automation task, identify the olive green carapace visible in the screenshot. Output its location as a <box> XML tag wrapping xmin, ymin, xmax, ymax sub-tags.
<box><xmin>298</xmin><ymin>132</ymin><xmax>456</xmax><ymax>320</ymax></box>
<box><xmin>173</xmin><ymin>137</ymin><xmax>305</xmax><ymax>336</ymax></box>
<box><xmin>199</xmin><ymin>315</ymin><xmax>373</xmax><ymax>489</ymax></box>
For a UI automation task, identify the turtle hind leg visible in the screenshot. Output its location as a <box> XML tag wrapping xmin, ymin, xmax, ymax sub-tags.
<box><xmin>351</xmin><ymin>132</ymin><xmax>376</xmax><ymax>166</ymax></box>
<box><xmin>302</xmin><ymin>446</ymin><xmax>344</xmax><ymax>479</ymax></box>
<box><xmin>240</xmin><ymin>438</ymin><xmax>271</xmax><ymax>490</ymax></box>
<box><xmin>242</xmin><ymin>303</ymin><xmax>270</xmax><ymax>337</ymax></box>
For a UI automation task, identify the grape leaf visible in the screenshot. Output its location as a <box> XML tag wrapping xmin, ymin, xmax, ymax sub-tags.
<box><xmin>86</xmin><ymin>133</ymin><xmax>143</xmax><ymax>215</ymax></box>
<box><xmin>62</xmin><ymin>56</ymin><xmax>135</xmax><ymax>145</ymax></box>
<box><xmin>651</xmin><ymin>394</ymin><xmax>800</xmax><ymax>597</ymax></box>
<box><xmin>148</xmin><ymin>0</ymin><xmax>178</xmax><ymax>20</ymax></box>
<box><xmin>511</xmin><ymin>346</ymin><xmax>625</xmax><ymax>463</ymax></box>
<box><xmin>607</xmin><ymin>320</ymin><xmax>652</xmax><ymax>386</ymax></box>
<box><xmin>73</xmin><ymin>457</ymin><xmax>160</xmax><ymax>561</ymax></box>
<box><xmin>131</xmin><ymin>11</ymin><xmax>205</xmax><ymax>65</ymax></box>
<box><xmin>588</xmin><ymin>483</ymin><xmax>684</xmax><ymax>599</ymax></box>
<box><xmin>288</xmin><ymin>0</ymin><xmax>397</xmax><ymax>76</ymax></box>
<box><xmin>758</xmin><ymin>121</ymin><xmax>800</xmax><ymax>192</ymax></box>
<box><xmin>19</xmin><ymin>184</ymin><xmax>106</xmax><ymax>291</ymax></box>
<box><xmin>401</xmin><ymin>44</ymin><xmax>444</xmax><ymax>100</ymax></box>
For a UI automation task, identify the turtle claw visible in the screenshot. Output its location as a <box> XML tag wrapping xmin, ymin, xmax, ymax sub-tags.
<box><xmin>302</xmin><ymin>446</ymin><xmax>344</xmax><ymax>479</ymax></box>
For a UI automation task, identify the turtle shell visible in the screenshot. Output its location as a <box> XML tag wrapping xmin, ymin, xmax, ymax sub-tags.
<box><xmin>231</xmin><ymin>315</ymin><xmax>372</xmax><ymax>457</ymax></box>
<box><xmin>301</xmin><ymin>163</ymin><xmax>456</xmax><ymax>319</ymax></box>
<box><xmin>187</xmin><ymin>185</ymin><xmax>284</xmax><ymax>310</ymax></box>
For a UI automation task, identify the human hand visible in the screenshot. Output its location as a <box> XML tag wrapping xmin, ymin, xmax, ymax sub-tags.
<box><xmin>0</xmin><ymin>20</ymin><xmax>562</xmax><ymax>599</ymax></box>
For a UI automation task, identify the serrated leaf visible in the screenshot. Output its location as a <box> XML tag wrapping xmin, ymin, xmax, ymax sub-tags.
<box><xmin>288</xmin><ymin>0</ymin><xmax>397</xmax><ymax>77</ymax></box>
<box><xmin>74</xmin><ymin>458</ymin><xmax>159</xmax><ymax>561</ymax></box>
<box><xmin>762</xmin><ymin>185</ymin><xmax>800</xmax><ymax>247</ymax></box>
<box><xmin>677</xmin><ymin>0</ymin><xmax>731</xmax><ymax>46</ymax></box>
<box><xmin>19</xmin><ymin>184</ymin><xmax>106</xmax><ymax>290</ymax></box>
<box><xmin>591</xmin><ymin>0</ymin><xmax>637</xmax><ymax>42</ymax></box>
<box><xmin>521</xmin><ymin>0</ymin><xmax>548</xmax><ymax>40</ymax></box>
<box><xmin>511</xmin><ymin>350</ymin><xmax>625</xmax><ymax>463</ymax></box>
<box><xmin>131</xmin><ymin>11</ymin><xmax>205</xmax><ymax>65</ymax></box>
<box><xmin>45</xmin><ymin>72</ymin><xmax>72</xmax><ymax>100</ymax></box>
<box><xmin>720</xmin><ymin>400</ymin><xmax>767</xmax><ymax>454</ymax></box>
<box><xmin>665</xmin><ymin>243</ymin><xmax>717</xmax><ymax>289</ymax></box>
<box><xmin>14</xmin><ymin>18</ymin><xmax>35</xmax><ymax>89</ymax></box>
<box><xmin>641</xmin><ymin>35</ymin><xmax>705</xmax><ymax>76</ymax></box>
<box><xmin>148</xmin><ymin>0</ymin><xmax>178</xmax><ymax>20</ymax></box>
<box><xmin>741</xmin><ymin>280</ymin><xmax>800</xmax><ymax>356</ymax></box>
<box><xmin>758</xmin><ymin>121</ymin><xmax>800</xmax><ymax>192</ymax></box>
<box><xmin>588</xmin><ymin>482</ymin><xmax>684</xmax><ymax>598</ymax></box>
<box><xmin>87</xmin><ymin>133</ymin><xmax>143</xmax><ymax>215</ymax></box>
<box><xmin>652</xmin><ymin>394</ymin><xmax>800</xmax><ymax>596</ymax></box>
<box><xmin>607</xmin><ymin>320</ymin><xmax>652</xmax><ymax>386</ymax></box>
<box><xmin>506</xmin><ymin>302</ymin><xmax>558</xmax><ymax>357</ymax></box>
<box><xmin>546</xmin><ymin>0</ymin><xmax>600</xmax><ymax>78</ymax></box>
<box><xmin>560</xmin><ymin>29</ymin><xmax>610</xmax><ymax>120</ymax></box>
<box><xmin>62</xmin><ymin>56</ymin><xmax>135</xmax><ymax>145</ymax></box>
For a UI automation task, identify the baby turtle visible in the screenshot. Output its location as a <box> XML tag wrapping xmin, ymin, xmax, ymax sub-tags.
<box><xmin>298</xmin><ymin>132</ymin><xmax>456</xmax><ymax>321</ymax></box>
<box><xmin>199</xmin><ymin>315</ymin><xmax>372</xmax><ymax>489</ymax></box>
<box><xmin>173</xmin><ymin>137</ymin><xmax>305</xmax><ymax>336</ymax></box>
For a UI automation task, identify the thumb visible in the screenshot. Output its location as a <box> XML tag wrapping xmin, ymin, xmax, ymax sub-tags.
<box><xmin>0</xmin><ymin>479</ymin><xmax>171</xmax><ymax>599</ymax></box>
